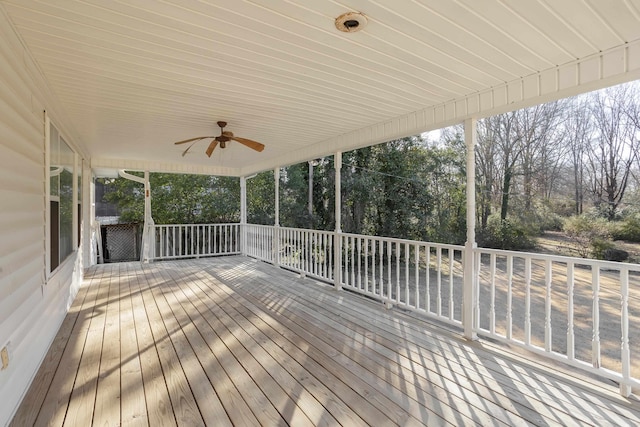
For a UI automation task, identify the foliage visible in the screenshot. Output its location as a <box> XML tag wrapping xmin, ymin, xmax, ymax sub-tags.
<box><xmin>477</xmin><ymin>214</ymin><xmax>535</xmax><ymax>250</ymax></box>
<box><xmin>590</xmin><ymin>238</ymin><xmax>615</xmax><ymax>260</ymax></box>
<box><xmin>101</xmin><ymin>173</ymin><xmax>240</xmax><ymax>224</ymax></box>
<box><xmin>521</xmin><ymin>203</ymin><xmax>564</xmax><ymax>233</ymax></box>
<box><xmin>563</xmin><ymin>214</ymin><xmax>612</xmax><ymax>258</ymax></box>
<box><xmin>246</xmin><ymin>171</ymin><xmax>274</xmax><ymax>225</ymax></box>
<box><xmin>609</xmin><ymin>214</ymin><xmax>640</xmax><ymax>242</ymax></box>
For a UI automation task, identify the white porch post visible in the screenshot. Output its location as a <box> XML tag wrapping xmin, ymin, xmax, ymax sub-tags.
<box><xmin>82</xmin><ymin>163</ymin><xmax>94</xmax><ymax>267</ymax></box>
<box><xmin>240</xmin><ymin>176</ymin><xmax>247</xmax><ymax>256</ymax></box>
<box><xmin>463</xmin><ymin>118</ymin><xmax>478</xmax><ymax>340</ymax></box>
<box><xmin>117</xmin><ymin>169</ymin><xmax>153</xmax><ymax>262</ymax></box>
<box><xmin>274</xmin><ymin>167</ymin><xmax>280</xmax><ymax>266</ymax></box>
<box><xmin>334</xmin><ymin>151</ymin><xmax>342</xmax><ymax>290</ymax></box>
<box><xmin>142</xmin><ymin>170</ymin><xmax>154</xmax><ymax>263</ymax></box>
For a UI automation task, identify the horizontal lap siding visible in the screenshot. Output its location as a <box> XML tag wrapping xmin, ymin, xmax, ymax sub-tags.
<box><xmin>0</xmin><ymin>22</ymin><xmax>44</xmax><ymax>322</ymax></box>
<box><xmin>0</xmin><ymin>9</ymin><xmax>81</xmax><ymax>426</ymax></box>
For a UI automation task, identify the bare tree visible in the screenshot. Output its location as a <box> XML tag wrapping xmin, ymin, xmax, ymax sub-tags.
<box><xmin>585</xmin><ymin>84</ymin><xmax>640</xmax><ymax>220</ymax></box>
<box><xmin>565</xmin><ymin>95</ymin><xmax>592</xmax><ymax>214</ymax></box>
<box><xmin>475</xmin><ymin>121</ymin><xmax>492</xmax><ymax>230</ymax></box>
<box><xmin>515</xmin><ymin>100</ymin><xmax>567</xmax><ymax>210</ymax></box>
<box><xmin>479</xmin><ymin>112</ymin><xmax>527</xmax><ymax>221</ymax></box>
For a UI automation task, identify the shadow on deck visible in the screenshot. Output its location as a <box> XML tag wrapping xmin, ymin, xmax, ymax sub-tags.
<box><xmin>10</xmin><ymin>256</ymin><xmax>640</xmax><ymax>426</ymax></box>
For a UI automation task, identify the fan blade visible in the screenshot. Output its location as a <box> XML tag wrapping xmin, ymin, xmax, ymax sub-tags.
<box><xmin>230</xmin><ymin>136</ymin><xmax>265</xmax><ymax>152</ymax></box>
<box><xmin>205</xmin><ymin>140</ymin><xmax>219</xmax><ymax>157</ymax></box>
<box><xmin>181</xmin><ymin>139</ymin><xmax>201</xmax><ymax>157</ymax></box>
<box><xmin>174</xmin><ymin>136</ymin><xmax>215</xmax><ymax>145</ymax></box>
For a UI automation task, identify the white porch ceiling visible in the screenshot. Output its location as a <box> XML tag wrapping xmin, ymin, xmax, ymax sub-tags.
<box><xmin>2</xmin><ymin>0</ymin><xmax>640</xmax><ymax>176</ymax></box>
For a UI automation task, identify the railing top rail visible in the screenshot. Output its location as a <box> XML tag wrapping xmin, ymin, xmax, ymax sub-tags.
<box><xmin>153</xmin><ymin>223</ymin><xmax>240</xmax><ymax>227</ymax></box>
<box><xmin>245</xmin><ymin>223</ymin><xmax>275</xmax><ymax>229</ymax></box>
<box><xmin>340</xmin><ymin>232</ymin><xmax>465</xmax><ymax>250</ymax></box>
<box><xmin>276</xmin><ymin>226</ymin><xmax>335</xmax><ymax>235</ymax></box>
<box><xmin>476</xmin><ymin>246</ymin><xmax>640</xmax><ymax>271</ymax></box>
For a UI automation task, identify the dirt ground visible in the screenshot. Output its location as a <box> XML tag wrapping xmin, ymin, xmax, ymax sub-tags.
<box><xmin>535</xmin><ymin>230</ymin><xmax>640</xmax><ymax>264</ymax></box>
<box><xmin>340</xmin><ymin>236</ymin><xmax>640</xmax><ymax>382</ymax></box>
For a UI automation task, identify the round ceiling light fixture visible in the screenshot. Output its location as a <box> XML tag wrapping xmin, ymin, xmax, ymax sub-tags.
<box><xmin>335</xmin><ymin>12</ymin><xmax>367</xmax><ymax>33</ymax></box>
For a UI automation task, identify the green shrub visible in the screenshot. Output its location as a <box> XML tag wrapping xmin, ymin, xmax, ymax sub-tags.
<box><xmin>563</xmin><ymin>215</ymin><xmax>613</xmax><ymax>258</ymax></box>
<box><xmin>610</xmin><ymin>214</ymin><xmax>640</xmax><ymax>242</ymax></box>
<box><xmin>477</xmin><ymin>215</ymin><xmax>535</xmax><ymax>250</ymax></box>
<box><xmin>590</xmin><ymin>238</ymin><xmax>615</xmax><ymax>260</ymax></box>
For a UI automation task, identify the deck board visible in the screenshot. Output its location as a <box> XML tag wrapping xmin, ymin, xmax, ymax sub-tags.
<box><xmin>11</xmin><ymin>256</ymin><xmax>640</xmax><ymax>426</ymax></box>
<box><xmin>119</xmin><ymin>263</ymin><xmax>148</xmax><ymax>427</ymax></box>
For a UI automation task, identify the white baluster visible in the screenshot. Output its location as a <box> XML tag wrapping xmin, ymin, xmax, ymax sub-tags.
<box><xmin>545</xmin><ymin>259</ymin><xmax>552</xmax><ymax>352</ymax></box>
<box><xmin>506</xmin><ymin>255</ymin><xmax>513</xmax><ymax>340</ymax></box>
<box><xmin>378</xmin><ymin>240</ymin><xmax>384</xmax><ymax>296</ymax></box>
<box><xmin>396</xmin><ymin>242</ymin><xmax>400</xmax><ymax>303</ymax></box>
<box><xmin>387</xmin><ymin>240</ymin><xmax>392</xmax><ymax>299</ymax></box>
<box><xmin>357</xmin><ymin>237</ymin><xmax>362</xmax><ymax>290</ymax></box>
<box><xmin>405</xmin><ymin>243</ymin><xmax>410</xmax><ymax>305</ymax></box>
<box><xmin>425</xmin><ymin>246</ymin><xmax>431</xmax><ymax>313</ymax></box>
<box><xmin>525</xmin><ymin>257</ymin><xmax>532</xmax><ymax>347</ymax></box>
<box><xmin>620</xmin><ymin>268</ymin><xmax>631</xmax><ymax>396</ymax></box>
<box><xmin>371</xmin><ymin>238</ymin><xmax>377</xmax><ymax>295</ymax></box>
<box><xmin>437</xmin><ymin>247</ymin><xmax>442</xmax><ymax>317</ymax></box>
<box><xmin>592</xmin><ymin>266</ymin><xmax>601</xmax><ymax>369</ymax></box>
<box><xmin>474</xmin><ymin>250</ymin><xmax>481</xmax><ymax>331</ymax></box>
<box><xmin>449</xmin><ymin>248</ymin><xmax>454</xmax><ymax>321</ymax></box>
<box><xmin>365</xmin><ymin>238</ymin><xmax>369</xmax><ymax>293</ymax></box>
<box><xmin>490</xmin><ymin>253</ymin><xmax>496</xmax><ymax>335</ymax></box>
<box><xmin>191</xmin><ymin>225</ymin><xmax>195</xmax><ymax>256</ymax></box>
<box><xmin>414</xmin><ymin>244</ymin><xmax>420</xmax><ymax>310</ymax></box>
<box><xmin>567</xmin><ymin>261</ymin><xmax>575</xmax><ymax>361</ymax></box>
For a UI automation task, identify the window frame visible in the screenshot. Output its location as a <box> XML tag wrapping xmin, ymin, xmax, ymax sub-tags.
<box><xmin>45</xmin><ymin>113</ymin><xmax>82</xmax><ymax>278</ymax></box>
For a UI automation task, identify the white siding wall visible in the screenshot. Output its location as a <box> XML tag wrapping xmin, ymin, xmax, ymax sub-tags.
<box><xmin>0</xmin><ymin>11</ymin><xmax>84</xmax><ymax>426</ymax></box>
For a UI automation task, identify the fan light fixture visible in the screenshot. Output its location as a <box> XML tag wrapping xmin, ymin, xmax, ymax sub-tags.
<box><xmin>335</xmin><ymin>12</ymin><xmax>367</xmax><ymax>33</ymax></box>
<box><xmin>173</xmin><ymin>121</ymin><xmax>265</xmax><ymax>157</ymax></box>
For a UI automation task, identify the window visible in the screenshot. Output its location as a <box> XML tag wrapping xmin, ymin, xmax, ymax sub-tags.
<box><xmin>47</xmin><ymin>116</ymin><xmax>80</xmax><ymax>273</ymax></box>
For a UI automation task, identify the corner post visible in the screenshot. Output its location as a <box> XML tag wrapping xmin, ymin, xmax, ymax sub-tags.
<box><xmin>142</xmin><ymin>170</ymin><xmax>154</xmax><ymax>263</ymax></box>
<box><xmin>240</xmin><ymin>176</ymin><xmax>247</xmax><ymax>256</ymax></box>
<box><xmin>334</xmin><ymin>152</ymin><xmax>342</xmax><ymax>290</ymax></box>
<box><xmin>274</xmin><ymin>167</ymin><xmax>281</xmax><ymax>266</ymax></box>
<box><xmin>464</xmin><ymin>118</ymin><xmax>478</xmax><ymax>340</ymax></box>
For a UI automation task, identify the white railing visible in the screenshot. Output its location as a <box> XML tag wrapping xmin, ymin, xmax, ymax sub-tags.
<box><xmin>244</xmin><ymin>224</ymin><xmax>275</xmax><ymax>262</ymax></box>
<box><xmin>279</xmin><ymin>227</ymin><xmax>334</xmax><ymax>281</ymax></box>
<box><xmin>149</xmin><ymin>221</ymin><xmax>640</xmax><ymax>394</ymax></box>
<box><xmin>341</xmin><ymin>233</ymin><xmax>465</xmax><ymax>327</ymax></box>
<box><xmin>242</xmin><ymin>224</ymin><xmax>464</xmax><ymax>326</ymax></box>
<box><xmin>244</xmin><ymin>224</ymin><xmax>334</xmax><ymax>281</ymax></box>
<box><xmin>151</xmin><ymin>223</ymin><xmax>240</xmax><ymax>260</ymax></box>
<box><xmin>474</xmin><ymin>247</ymin><xmax>640</xmax><ymax>394</ymax></box>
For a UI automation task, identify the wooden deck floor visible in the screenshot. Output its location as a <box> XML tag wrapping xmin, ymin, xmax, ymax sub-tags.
<box><xmin>10</xmin><ymin>256</ymin><xmax>640</xmax><ymax>426</ymax></box>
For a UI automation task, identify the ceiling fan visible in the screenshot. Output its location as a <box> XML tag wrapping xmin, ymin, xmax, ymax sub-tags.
<box><xmin>174</xmin><ymin>121</ymin><xmax>265</xmax><ymax>157</ymax></box>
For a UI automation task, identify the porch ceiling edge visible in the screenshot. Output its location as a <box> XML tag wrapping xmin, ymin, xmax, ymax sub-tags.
<box><xmin>240</xmin><ymin>39</ymin><xmax>640</xmax><ymax>176</ymax></box>
<box><xmin>92</xmin><ymin>39</ymin><xmax>640</xmax><ymax>178</ymax></box>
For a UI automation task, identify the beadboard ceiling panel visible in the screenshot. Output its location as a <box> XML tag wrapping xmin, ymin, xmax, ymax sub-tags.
<box><xmin>1</xmin><ymin>0</ymin><xmax>640</xmax><ymax>176</ymax></box>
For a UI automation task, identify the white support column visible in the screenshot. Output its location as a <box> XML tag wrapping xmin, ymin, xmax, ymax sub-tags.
<box><xmin>118</xmin><ymin>169</ymin><xmax>151</xmax><ymax>261</ymax></box>
<box><xmin>274</xmin><ymin>167</ymin><xmax>280</xmax><ymax>266</ymax></box>
<box><xmin>308</xmin><ymin>161</ymin><xmax>314</xmax><ymax>216</ymax></box>
<box><xmin>143</xmin><ymin>171</ymin><xmax>154</xmax><ymax>263</ymax></box>
<box><xmin>334</xmin><ymin>152</ymin><xmax>342</xmax><ymax>290</ymax></box>
<box><xmin>274</xmin><ymin>167</ymin><xmax>280</xmax><ymax>227</ymax></box>
<box><xmin>82</xmin><ymin>163</ymin><xmax>93</xmax><ymax>267</ymax></box>
<box><xmin>463</xmin><ymin>118</ymin><xmax>478</xmax><ymax>340</ymax></box>
<box><xmin>240</xmin><ymin>176</ymin><xmax>247</xmax><ymax>256</ymax></box>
